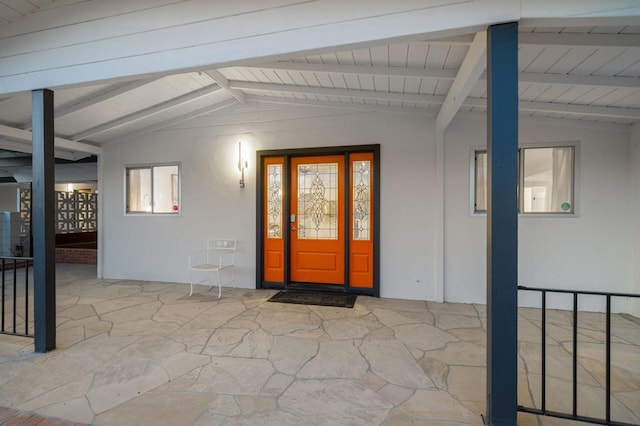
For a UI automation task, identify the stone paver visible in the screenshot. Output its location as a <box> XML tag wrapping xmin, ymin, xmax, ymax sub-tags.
<box><xmin>0</xmin><ymin>264</ymin><xmax>637</xmax><ymax>425</ymax></box>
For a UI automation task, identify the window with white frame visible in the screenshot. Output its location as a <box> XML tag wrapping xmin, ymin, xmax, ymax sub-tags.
<box><xmin>474</xmin><ymin>145</ymin><xmax>575</xmax><ymax>214</ymax></box>
<box><xmin>126</xmin><ymin>164</ymin><xmax>180</xmax><ymax>214</ymax></box>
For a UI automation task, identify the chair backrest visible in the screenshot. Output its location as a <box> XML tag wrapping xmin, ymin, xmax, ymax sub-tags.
<box><xmin>206</xmin><ymin>239</ymin><xmax>236</xmax><ymax>267</ymax></box>
<box><xmin>207</xmin><ymin>239</ymin><xmax>236</xmax><ymax>251</ymax></box>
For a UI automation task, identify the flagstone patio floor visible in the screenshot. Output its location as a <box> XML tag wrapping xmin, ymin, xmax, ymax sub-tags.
<box><xmin>0</xmin><ymin>264</ymin><xmax>638</xmax><ymax>425</ymax></box>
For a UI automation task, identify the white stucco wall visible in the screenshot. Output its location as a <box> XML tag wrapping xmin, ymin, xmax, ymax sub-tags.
<box><xmin>631</xmin><ymin>123</ymin><xmax>640</xmax><ymax>315</ymax></box>
<box><xmin>102</xmin><ymin>106</ymin><xmax>437</xmax><ymax>300</ymax></box>
<box><xmin>444</xmin><ymin>115</ymin><xmax>634</xmax><ymax>312</ymax></box>
<box><xmin>102</xmin><ymin>106</ymin><xmax>636</xmax><ymax>309</ymax></box>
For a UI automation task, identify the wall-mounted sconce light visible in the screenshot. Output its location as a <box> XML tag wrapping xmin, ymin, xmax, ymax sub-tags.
<box><xmin>238</xmin><ymin>142</ymin><xmax>248</xmax><ymax>188</ymax></box>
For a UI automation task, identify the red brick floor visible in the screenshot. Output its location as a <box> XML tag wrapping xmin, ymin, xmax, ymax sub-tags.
<box><xmin>0</xmin><ymin>407</ymin><xmax>88</xmax><ymax>425</ymax></box>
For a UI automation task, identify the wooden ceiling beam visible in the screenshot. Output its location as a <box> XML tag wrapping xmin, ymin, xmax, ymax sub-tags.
<box><xmin>245</xmin><ymin>94</ymin><xmax>434</xmax><ymax>116</ymax></box>
<box><xmin>230</xmin><ymin>80</ymin><xmax>445</xmax><ymax>105</ymax></box>
<box><xmin>22</xmin><ymin>78</ymin><xmax>160</xmax><ymax>130</ymax></box>
<box><xmin>106</xmin><ymin>98</ymin><xmax>238</xmax><ymax>143</ymax></box>
<box><xmin>231</xmin><ymin>80</ymin><xmax>640</xmax><ymax>120</ymax></box>
<box><xmin>241</xmin><ymin>61</ymin><xmax>639</xmax><ymax>90</ymax></box>
<box><xmin>437</xmin><ymin>31</ymin><xmax>487</xmax><ymax>132</ymax></box>
<box><xmin>71</xmin><ymin>84</ymin><xmax>224</xmax><ymax>141</ymax></box>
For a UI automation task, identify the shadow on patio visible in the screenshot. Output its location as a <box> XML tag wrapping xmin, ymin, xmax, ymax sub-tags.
<box><xmin>0</xmin><ymin>264</ymin><xmax>638</xmax><ymax>425</ymax></box>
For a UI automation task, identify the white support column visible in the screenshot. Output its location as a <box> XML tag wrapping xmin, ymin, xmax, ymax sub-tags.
<box><xmin>433</xmin><ymin>31</ymin><xmax>487</xmax><ymax>304</ymax></box>
<box><xmin>631</xmin><ymin>123</ymin><xmax>640</xmax><ymax>316</ymax></box>
<box><xmin>97</xmin><ymin>153</ymin><xmax>104</xmax><ymax>280</ymax></box>
<box><xmin>434</xmin><ymin>129</ymin><xmax>445</xmax><ymax>303</ymax></box>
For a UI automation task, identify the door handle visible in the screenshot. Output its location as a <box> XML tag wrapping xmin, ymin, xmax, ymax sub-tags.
<box><xmin>290</xmin><ymin>226</ymin><xmax>297</xmax><ymax>231</ymax></box>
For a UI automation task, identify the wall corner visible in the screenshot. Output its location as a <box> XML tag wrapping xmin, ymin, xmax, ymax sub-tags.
<box><xmin>631</xmin><ymin>123</ymin><xmax>640</xmax><ymax>315</ymax></box>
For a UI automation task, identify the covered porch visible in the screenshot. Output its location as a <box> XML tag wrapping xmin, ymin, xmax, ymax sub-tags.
<box><xmin>0</xmin><ymin>264</ymin><xmax>638</xmax><ymax>425</ymax></box>
<box><xmin>0</xmin><ymin>2</ymin><xmax>638</xmax><ymax>425</ymax></box>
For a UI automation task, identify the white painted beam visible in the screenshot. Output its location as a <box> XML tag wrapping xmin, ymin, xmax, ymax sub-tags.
<box><xmin>519</xmin><ymin>32</ymin><xmax>640</xmax><ymax>48</ymax></box>
<box><xmin>204</xmin><ymin>70</ymin><xmax>246</xmax><ymax>104</ymax></box>
<box><xmin>427</xmin><ymin>28</ymin><xmax>640</xmax><ymax>48</ymax></box>
<box><xmin>454</xmin><ymin>109</ymin><xmax>633</xmax><ymax>132</ymax></box>
<box><xmin>463</xmin><ymin>98</ymin><xmax>640</xmax><ymax>120</ymax></box>
<box><xmin>231</xmin><ymin>81</ymin><xmax>445</xmax><ymax>105</ymax></box>
<box><xmin>54</xmin><ymin>78</ymin><xmax>156</xmax><ymax>119</ymax></box>
<box><xmin>521</xmin><ymin>1</ymin><xmax>640</xmax><ymax>23</ymax></box>
<box><xmin>0</xmin><ymin>139</ymin><xmax>81</xmax><ymax>161</ymax></box>
<box><xmin>244</xmin><ymin>62</ymin><xmax>458</xmax><ymax>80</ymax></box>
<box><xmin>239</xmin><ymin>83</ymin><xmax>639</xmax><ymax>120</ymax></box>
<box><xmin>247</xmin><ymin>60</ymin><xmax>639</xmax><ymax>90</ymax></box>
<box><xmin>21</xmin><ymin>78</ymin><xmax>159</xmax><ymax>130</ymax></box>
<box><xmin>521</xmin><ymin>17</ymin><xmax>640</xmax><ymax>31</ymax></box>
<box><xmin>245</xmin><ymin>94</ymin><xmax>435</xmax><ymax>116</ymax></box>
<box><xmin>54</xmin><ymin>136</ymin><xmax>103</xmax><ymax>156</ymax></box>
<box><xmin>0</xmin><ymin>0</ymin><xmax>523</xmax><ymax>94</ymax></box>
<box><xmin>2</xmin><ymin>0</ymin><xmax>637</xmax><ymax>96</ymax></box>
<box><xmin>0</xmin><ymin>157</ymin><xmax>33</xmax><ymax>167</ymax></box>
<box><xmin>107</xmin><ymin>98</ymin><xmax>238</xmax><ymax>143</ymax></box>
<box><xmin>518</xmin><ymin>100</ymin><xmax>640</xmax><ymax>120</ymax></box>
<box><xmin>0</xmin><ymin>123</ymin><xmax>102</xmax><ymax>156</ymax></box>
<box><xmin>436</xmin><ymin>31</ymin><xmax>486</xmax><ymax>132</ymax></box>
<box><xmin>71</xmin><ymin>84</ymin><xmax>224</xmax><ymax>141</ymax></box>
<box><xmin>519</xmin><ymin>72</ymin><xmax>640</xmax><ymax>90</ymax></box>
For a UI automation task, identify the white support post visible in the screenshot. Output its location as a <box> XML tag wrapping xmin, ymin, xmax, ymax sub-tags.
<box><xmin>632</xmin><ymin>123</ymin><xmax>640</xmax><ymax>316</ymax></box>
<box><xmin>434</xmin><ymin>129</ymin><xmax>445</xmax><ymax>303</ymax></box>
<box><xmin>97</xmin><ymin>153</ymin><xmax>104</xmax><ymax>280</ymax></box>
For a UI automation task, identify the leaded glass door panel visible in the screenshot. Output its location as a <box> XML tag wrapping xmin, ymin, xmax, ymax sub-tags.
<box><xmin>290</xmin><ymin>155</ymin><xmax>345</xmax><ymax>284</ymax></box>
<box><xmin>263</xmin><ymin>156</ymin><xmax>285</xmax><ymax>283</ymax></box>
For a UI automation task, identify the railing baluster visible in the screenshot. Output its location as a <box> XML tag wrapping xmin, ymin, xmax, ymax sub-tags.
<box><xmin>605</xmin><ymin>295</ymin><xmax>611</xmax><ymax>424</ymax></box>
<box><xmin>541</xmin><ymin>290</ymin><xmax>547</xmax><ymax>413</ymax></box>
<box><xmin>517</xmin><ymin>285</ymin><xmax>639</xmax><ymax>426</ymax></box>
<box><xmin>572</xmin><ymin>292</ymin><xmax>578</xmax><ymax>417</ymax></box>
<box><xmin>12</xmin><ymin>259</ymin><xmax>17</xmax><ymax>334</ymax></box>
<box><xmin>0</xmin><ymin>256</ymin><xmax>35</xmax><ymax>339</ymax></box>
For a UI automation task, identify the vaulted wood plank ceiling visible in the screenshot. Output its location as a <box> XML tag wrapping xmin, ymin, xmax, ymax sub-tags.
<box><xmin>0</xmin><ymin>17</ymin><xmax>638</xmax><ymax>159</ymax></box>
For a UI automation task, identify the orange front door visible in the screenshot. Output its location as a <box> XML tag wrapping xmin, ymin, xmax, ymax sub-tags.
<box><xmin>290</xmin><ymin>155</ymin><xmax>345</xmax><ymax>284</ymax></box>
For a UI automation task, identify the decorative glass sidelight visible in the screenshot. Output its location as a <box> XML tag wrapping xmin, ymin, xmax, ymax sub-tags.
<box><xmin>298</xmin><ymin>163</ymin><xmax>338</xmax><ymax>239</ymax></box>
<box><xmin>267</xmin><ymin>164</ymin><xmax>283</xmax><ymax>238</ymax></box>
<box><xmin>353</xmin><ymin>161</ymin><xmax>371</xmax><ymax>240</ymax></box>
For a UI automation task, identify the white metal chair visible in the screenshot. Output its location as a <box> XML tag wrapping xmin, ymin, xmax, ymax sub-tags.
<box><xmin>188</xmin><ymin>239</ymin><xmax>236</xmax><ymax>298</ymax></box>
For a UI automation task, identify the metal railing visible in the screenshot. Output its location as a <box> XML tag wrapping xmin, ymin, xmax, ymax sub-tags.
<box><xmin>517</xmin><ymin>286</ymin><xmax>639</xmax><ymax>426</ymax></box>
<box><xmin>0</xmin><ymin>256</ymin><xmax>34</xmax><ymax>338</ymax></box>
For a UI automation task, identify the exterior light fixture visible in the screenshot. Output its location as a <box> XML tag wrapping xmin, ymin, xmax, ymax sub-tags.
<box><xmin>238</xmin><ymin>142</ymin><xmax>248</xmax><ymax>188</ymax></box>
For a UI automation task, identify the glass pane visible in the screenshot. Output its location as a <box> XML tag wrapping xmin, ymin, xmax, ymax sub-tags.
<box><xmin>475</xmin><ymin>151</ymin><xmax>487</xmax><ymax>212</ymax></box>
<box><xmin>298</xmin><ymin>162</ymin><xmax>338</xmax><ymax>240</ymax></box>
<box><xmin>523</xmin><ymin>147</ymin><xmax>573</xmax><ymax>213</ymax></box>
<box><xmin>267</xmin><ymin>164</ymin><xmax>283</xmax><ymax>238</ymax></box>
<box><xmin>152</xmin><ymin>165</ymin><xmax>180</xmax><ymax>213</ymax></box>
<box><xmin>353</xmin><ymin>161</ymin><xmax>370</xmax><ymax>240</ymax></box>
<box><xmin>127</xmin><ymin>168</ymin><xmax>152</xmax><ymax>212</ymax></box>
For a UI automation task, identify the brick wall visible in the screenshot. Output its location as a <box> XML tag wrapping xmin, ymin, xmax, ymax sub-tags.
<box><xmin>56</xmin><ymin>248</ymin><xmax>97</xmax><ymax>264</ymax></box>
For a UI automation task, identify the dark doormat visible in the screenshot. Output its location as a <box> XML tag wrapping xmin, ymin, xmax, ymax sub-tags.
<box><xmin>268</xmin><ymin>290</ymin><xmax>357</xmax><ymax>308</ymax></box>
